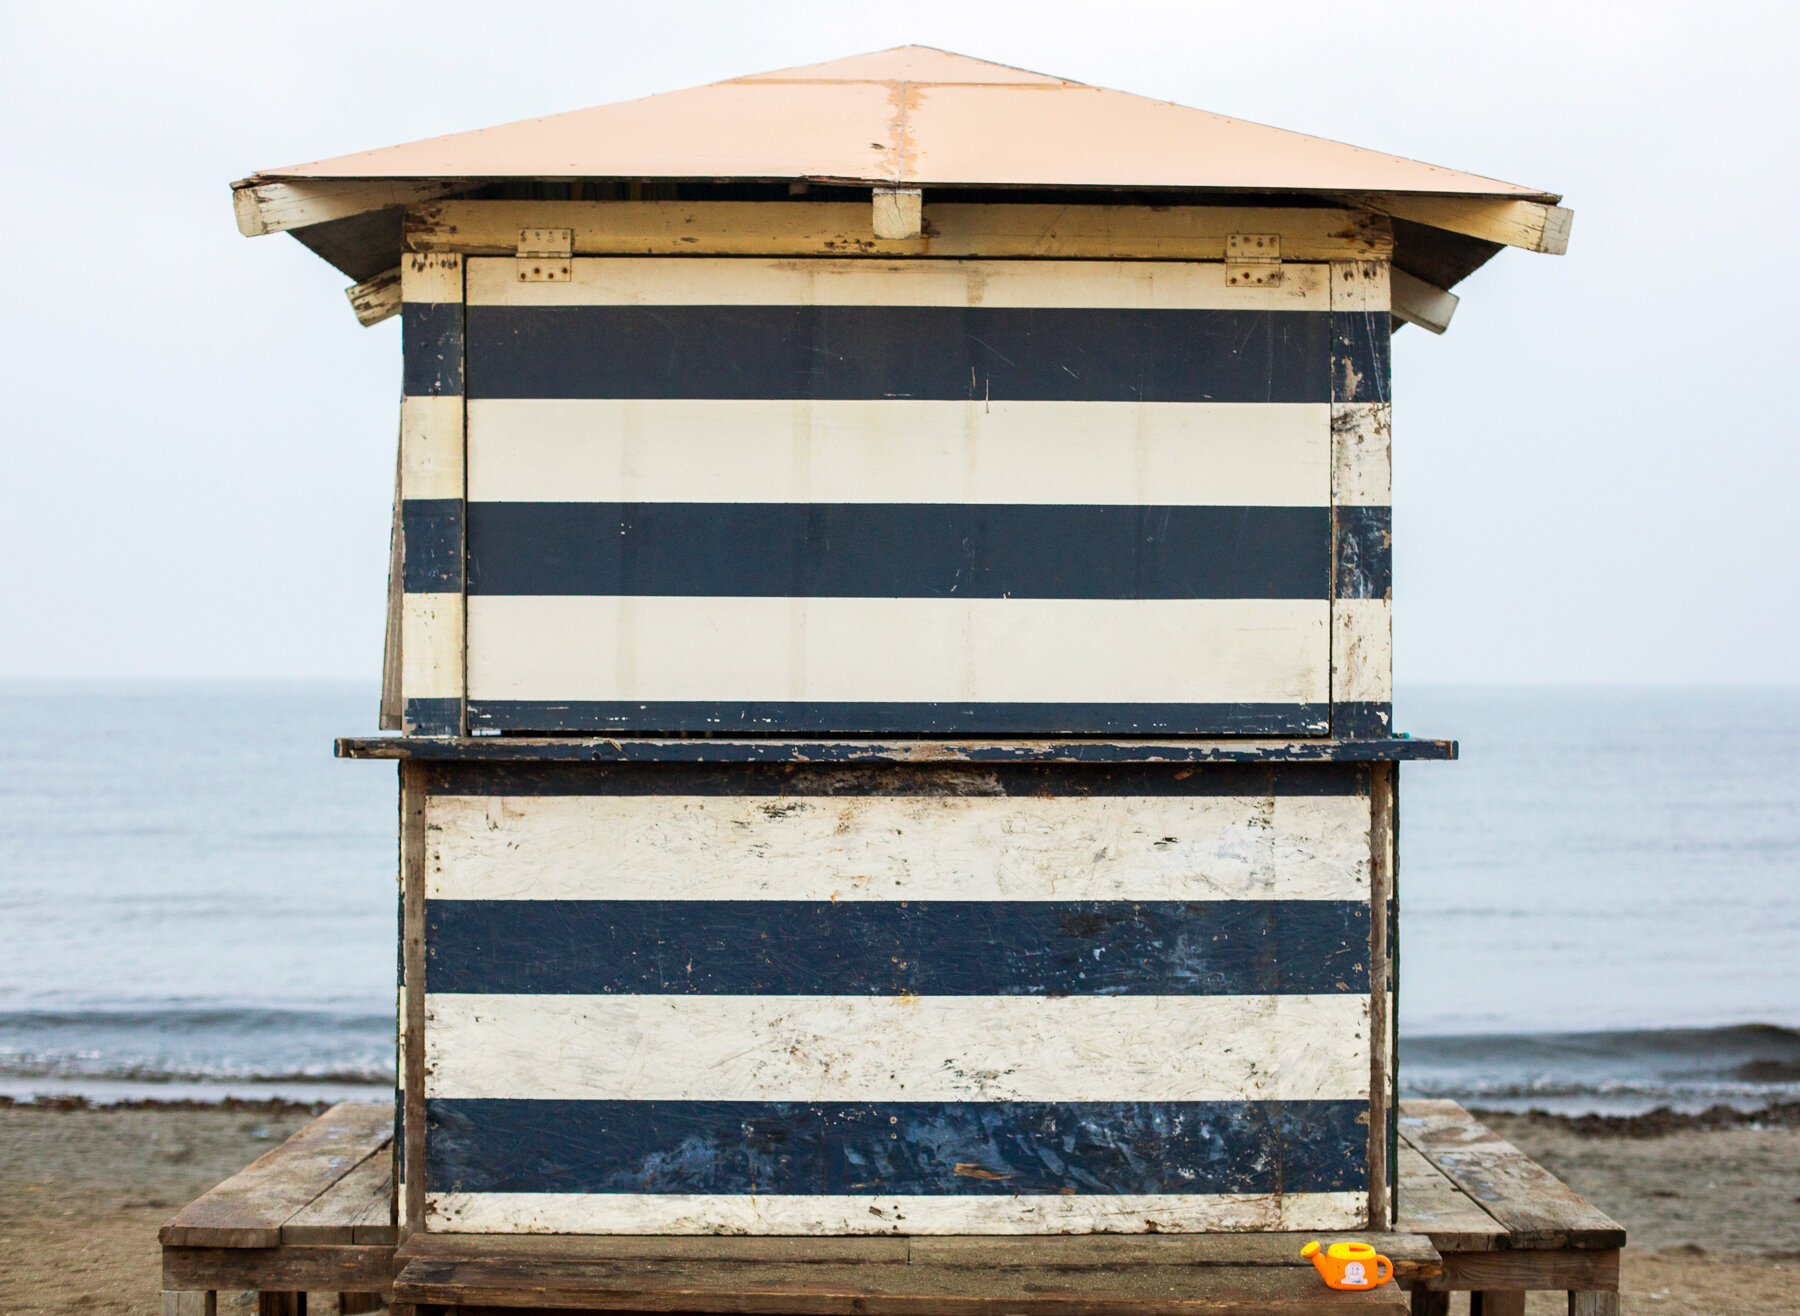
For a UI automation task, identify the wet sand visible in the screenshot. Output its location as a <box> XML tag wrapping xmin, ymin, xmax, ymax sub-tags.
<box><xmin>0</xmin><ymin>1101</ymin><xmax>1795</xmax><ymax>1315</ymax></box>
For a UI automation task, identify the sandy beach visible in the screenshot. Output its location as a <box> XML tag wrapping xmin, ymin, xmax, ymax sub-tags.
<box><xmin>1</xmin><ymin>1100</ymin><xmax>1795</xmax><ymax>1316</ymax></box>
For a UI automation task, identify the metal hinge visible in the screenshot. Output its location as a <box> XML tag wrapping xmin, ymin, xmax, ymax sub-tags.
<box><xmin>515</xmin><ymin>228</ymin><xmax>573</xmax><ymax>282</ymax></box>
<box><xmin>1226</xmin><ymin>233</ymin><xmax>1281</xmax><ymax>287</ymax></box>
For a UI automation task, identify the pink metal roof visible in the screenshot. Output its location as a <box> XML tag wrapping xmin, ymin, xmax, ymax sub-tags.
<box><xmin>253</xmin><ymin>46</ymin><xmax>1555</xmax><ymax>200</ymax></box>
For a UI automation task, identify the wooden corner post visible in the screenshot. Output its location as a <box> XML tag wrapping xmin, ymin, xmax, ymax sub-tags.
<box><xmin>1330</xmin><ymin>259</ymin><xmax>1393</xmax><ymax>739</ymax></box>
<box><xmin>1369</xmin><ymin>760</ymin><xmax>1398</xmax><ymax>1230</ymax></box>
<box><xmin>398</xmin><ymin>252</ymin><xmax>466</xmax><ymax>737</ymax></box>
<box><xmin>400</xmin><ymin>759</ymin><xmax>429</xmax><ymax>1235</ymax></box>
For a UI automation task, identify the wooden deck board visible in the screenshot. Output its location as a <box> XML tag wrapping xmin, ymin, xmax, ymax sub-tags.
<box><xmin>1397</xmin><ymin>1102</ymin><xmax>1625</xmax><ymax>1251</ymax></box>
<box><xmin>393</xmin><ymin>1254</ymin><xmax>1409</xmax><ymax>1315</ymax></box>
<box><xmin>398</xmin><ymin>1232</ymin><xmax>1439</xmax><ymax>1280</ymax></box>
<box><xmin>159</xmin><ymin>1102</ymin><xmax>393</xmax><ymax>1249</ymax></box>
<box><xmin>282</xmin><ymin>1146</ymin><xmax>395</xmax><ymax>1246</ymax></box>
<box><xmin>1394</xmin><ymin>1145</ymin><xmax>1507</xmax><ymax>1253</ymax></box>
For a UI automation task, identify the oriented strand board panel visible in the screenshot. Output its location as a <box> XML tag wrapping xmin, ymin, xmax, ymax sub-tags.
<box><xmin>417</xmin><ymin>256</ymin><xmax>1386</xmax><ymax>737</ymax></box>
<box><xmin>415</xmin><ymin>762</ymin><xmax>1378</xmax><ymax>1235</ymax></box>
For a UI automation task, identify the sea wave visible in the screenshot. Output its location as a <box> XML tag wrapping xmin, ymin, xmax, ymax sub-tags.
<box><xmin>1402</xmin><ymin>1023</ymin><xmax>1800</xmax><ymax>1114</ymax></box>
<box><xmin>0</xmin><ymin>1006</ymin><xmax>395</xmax><ymax>1087</ymax></box>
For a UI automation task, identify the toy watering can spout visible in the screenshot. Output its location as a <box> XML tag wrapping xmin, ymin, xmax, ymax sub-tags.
<box><xmin>1300</xmin><ymin>1240</ymin><xmax>1393</xmax><ymax>1290</ymax></box>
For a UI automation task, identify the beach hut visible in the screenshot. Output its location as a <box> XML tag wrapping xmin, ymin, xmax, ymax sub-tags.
<box><xmin>234</xmin><ymin>46</ymin><xmax>1569</xmax><ymax>1241</ymax></box>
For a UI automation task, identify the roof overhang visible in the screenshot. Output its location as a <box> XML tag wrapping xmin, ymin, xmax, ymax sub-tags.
<box><xmin>233</xmin><ymin>46</ymin><xmax>1569</xmax><ymax>332</ymax></box>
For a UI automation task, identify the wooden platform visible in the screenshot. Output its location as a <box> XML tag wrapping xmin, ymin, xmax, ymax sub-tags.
<box><xmin>161</xmin><ymin>1100</ymin><xmax>1623</xmax><ymax>1316</ymax></box>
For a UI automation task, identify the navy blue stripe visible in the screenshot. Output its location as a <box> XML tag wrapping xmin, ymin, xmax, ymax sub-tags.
<box><xmin>404</xmin><ymin>697</ymin><xmax>461</xmax><ymax>736</ymax></box>
<box><xmin>464</xmin><ymin>503</ymin><xmax>1329</xmax><ymax>600</ymax></box>
<box><xmin>464</xmin><ymin>306</ymin><xmax>1331</xmax><ymax>403</ymax></box>
<box><xmin>1334</xmin><ymin>702</ymin><xmax>1393</xmax><ymax>738</ymax></box>
<box><xmin>401</xmin><ymin>499</ymin><xmax>464</xmax><ymax>593</ymax></box>
<box><xmin>424</xmin><ymin>899</ymin><xmax>1370</xmax><ymax>997</ymax></box>
<box><xmin>1333</xmin><ymin>506</ymin><xmax>1391</xmax><ymax>601</ymax></box>
<box><xmin>1331</xmin><ymin>310</ymin><xmax>1390</xmax><ymax>405</ymax></box>
<box><xmin>424</xmin><ymin>1098</ymin><xmax>1369</xmax><ymax>1196</ymax></box>
<box><xmin>466</xmin><ymin>700</ymin><xmax>1329</xmax><ymax>737</ymax></box>
<box><xmin>417</xmin><ymin>761</ymin><xmax>1372</xmax><ymax>798</ymax></box>
<box><xmin>403</xmin><ymin>302</ymin><xmax>463</xmax><ymax>397</ymax></box>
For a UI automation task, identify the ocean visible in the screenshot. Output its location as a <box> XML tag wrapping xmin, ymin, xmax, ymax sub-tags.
<box><xmin>1</xmin><ymin>682</ymin><xmax>1795</xmax><ymax>1114</ymax></box>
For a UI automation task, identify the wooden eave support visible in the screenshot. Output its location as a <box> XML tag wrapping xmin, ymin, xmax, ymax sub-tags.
<box><xmin>401</xmin><ymin>200</ymin><xmax>1394</xmax><ymax>261</ymax></box>
<box><xmin>1350</xmin><ymin>194</ymin><xmax>1573</xmax><ymax>256</ymax></box>
<box><xmin>231</xmin><ymin>178</ymin><xmax>470</xmax><ymax>238</ymax></box>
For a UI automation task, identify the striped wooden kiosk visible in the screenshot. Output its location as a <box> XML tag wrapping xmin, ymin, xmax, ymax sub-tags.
<box><xmin>206</xmin><ymin>44</ymin><xmax>1581</xmax><ymax>1315</ymax></box>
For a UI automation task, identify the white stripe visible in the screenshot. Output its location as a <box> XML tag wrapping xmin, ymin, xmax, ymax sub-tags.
<box><xmin>401</xmin><ymin>593</ymin><xmax>463</xmax><ymax>701</ymax></box>
<box><xmin>1330</xmin><ymin>402</ymin><xmax>1390</xmax><ymax>507</ymax></box>
<box><xmin>426</xmin><ymin>1190</ymin><xmax>1368</xmax><ymax>1235</ymax></box>
<box><xmin>401</xmin><ymin>396</ymin><xmax>464</xmax><ymax>502</ymax></box>
<box><xmin>466</xmin><ymin>400</ymin><xmax>1329</xmax><ymax>507</ymax></box>
<box><xmin>424</xmin><ymin>793</ymin><xmax>1370</xmax><ymax>903</ymax></box>
<box><xmin>466</xmin><ymin>256</ymin><xmax>1331</xmax><ymax>310</ymax></box>
<box><xmin>1331</xmin><ymin>598</ymin><xmax>1392</xmax><ymax>703</ymax></box>
<box><xmin>466</xmin><ymin>597</ymin><xmax>1329</xmax><ymax>705</ymax></box>
<box><xmin>423</xmin><ymin>994</ymin><xmax>1370</xmax><ymax>1103</ymax></box>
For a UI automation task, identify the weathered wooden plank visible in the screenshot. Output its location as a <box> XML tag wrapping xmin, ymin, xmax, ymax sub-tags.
<box><xmin>347</xmin><ymin>266</ymin><xmax>402</xmax><ymax>327</ymax></box>
<box><xmin>1468</xmin><ymin>1294</ymin><xmax>1525</xmax><ymax>1316</ymax></box>
<box><xmin>1398</xmin><ymin>1106</ymin><xmax>1625</xmax><ymax>1249</ymax></box>
<box><xmin>163</xmin><ymin>1246</ymin><xmax>395</xmax><ymax>1294</ymax></box>
<box><xmin>872</xmin><ymin>187</ymin><xmax>922</xmax><ymax>240</ymax></box>
<box><xmin>393</xmin><ymin>1230</ymin><xmax>1435</xmax><ymax>1277</ymax></box>
<box><xmin>1351</xmin><ymin>196</ymin><xmax>1570</xmax><ymax>255</ymax></box>
<box><xmin>402</xmin><ymin>761</ymin><xmax>428</xmax><ymax>1235</ymax></box>
<box><xmin>337</xmin><ymin>736</ymin><xmax>1460</xmax><ymax>764</ymax></box>
<box><xmin>393</xmin><ymin>1255</ymin><xmax>1407</xmax><ymax>1315</ymax></box>
<box><xmin>1431</xmin><ymin>1249</ymin><xmax>1619</xmax><ymax>1293</ymax></box>
<box><xmin>1394</xmin><ymin>1146</ymin><xmax>1506</xmax><ymax>1253</ymax></box>
<box><xmin>282</xmin><ymin>1148</ymin><xmax>394</xmax><ymax>1245</ymax></box>
<box><xmin>379</xmin><ymin>430</ymin><xmax>404</xmax><ymax>731</ymax></box>
<box><xmin>1367</xmin><ymin>763</ymin><xmax>1394</xmax><ymax>1229</ymax></box>
<box><xmin>235</xmin><ymin>178</ymin><xmax>467</xmax><ymax>237</ymax></box>
<box><xmin>428</xmin><ymin>1188</ymin><xmax>1370</xmax><ymax>1237</ymax></box>
<box><xmin>426</xmin><ymin>790</ymin><xmax>1373</xmax><ymax>903</ymax></box>
<box><xmin>405</xmin><ymin>201</ymin><xmax>1394</xmax><ymax>261</ymax></box>
<box><xmin>908</xmin><ymin>1233</ymin><xmax>1438</xmax><ymax>1280</ymax></box>
<box><xmin>162</xmin><ymin>1293</ymin><xmax>215</xmax><ymax>1316</ymax></box>
<box><xmin>425</xmin><ymin>996</ymin><xmax>1371</xmax><ymax>1102</ymax></box>
<box><xmin>159</xmin><ymin>1104</ymin><xmax>394</xmax><ymax>1249</ymax></box>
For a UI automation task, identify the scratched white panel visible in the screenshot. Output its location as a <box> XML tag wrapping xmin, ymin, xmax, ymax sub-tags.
<box><xmin>425</xmin><ymin>793</ymin><xmax>1371</xmax><ymax>903</ymax></box>
<box><xmin>424</xmin><ymin>994</ymin><xmax>1371</xmax><ymax>1103</ymax></box>
<box><xmin>465</xmin><ymin>399</ymin><xmax>1330</xmax><ymax>507</ymax></box>
<box><xmin>466</xmin><ymin>596</ymin><xmax>1329</xmax><ymax>705</ymax></box>
<box><xmin>466</xmin><ymin>256</ymin><xmax>1331</xmax><ymax>310</ymax></box>
<box><xmin>427</xmin><ymin>1190</ymin><xmax>1368</xmax><ymax>1235</ymax></box>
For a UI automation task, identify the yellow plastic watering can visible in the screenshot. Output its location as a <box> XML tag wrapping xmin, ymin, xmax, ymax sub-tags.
<box><xmin>1300</xmin><ymin>1240</ymin><xmax>1392</xmax><ymax>1290</ymax></box>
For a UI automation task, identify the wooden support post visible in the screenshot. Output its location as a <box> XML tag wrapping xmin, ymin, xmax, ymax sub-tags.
<box><xmin>1569</xmin><ymin>1294</ymin><xmax>1620</xmax><ymax>1316</ymax></box>
<box><xmin>1408</xmin><ymin>1292</ymin><xmax>1449</xmax><ymax>1316</ymax></box>
<box><xmin>397</xmin><ymin>252</ymin><xmax>466</xmax><ymax>737</ymax></box>
<box><xmin>1368</xmin><ymin>760</ymin><xmax>1396</xmax><ymax>1229</ymax></box>
<box><xmin>1471</xmin><ymin>1294</ymin><xmax>1526</xmax><ymax>1316</ymax></box>
<box><xmin>162</xmin><ymin>1293</ymin><xmax>216</xmax><ymax>1316</ymax></box>
<box><xmin>400</xmin><ymin>760</ymin><xmax>429</xmax><ymax>1236</ymax></box>
<box><xmin>255</xmin><ymin>1295</ymin><xmax>305</xmax><ymax>1316</ymax></box>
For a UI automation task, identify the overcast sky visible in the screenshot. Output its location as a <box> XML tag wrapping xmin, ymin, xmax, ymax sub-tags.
<box><xmin>3</xmin><ymin>1</ymin><xmax>1795</xmax><ymax>687</ymax></box>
